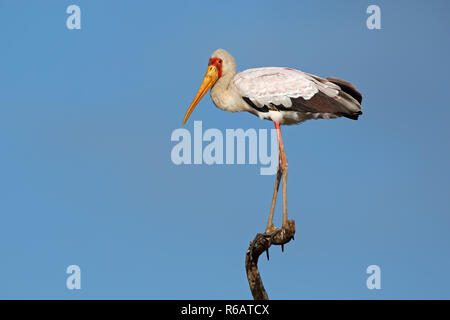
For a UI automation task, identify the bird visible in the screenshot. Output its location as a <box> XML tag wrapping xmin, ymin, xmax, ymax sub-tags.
<box><xmin>183</xmin><ymin>48</ymin><xmax>362</xmax><ymax>235</ymax></box>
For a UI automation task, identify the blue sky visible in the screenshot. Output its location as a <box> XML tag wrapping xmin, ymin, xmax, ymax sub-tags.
<box><xmin>1</xmin><ymin>0</ymin><xmax>449</xmax><ymax>299</ymax></box>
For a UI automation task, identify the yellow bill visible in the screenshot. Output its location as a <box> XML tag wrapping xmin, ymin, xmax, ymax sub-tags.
<box><xmin>183</xmin><ymin>65</ymin><xmax>219</xmax><ymax>125</ymax></box>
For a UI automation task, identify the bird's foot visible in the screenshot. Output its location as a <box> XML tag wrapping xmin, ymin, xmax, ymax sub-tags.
<box><xmin>258</xmin><ymin>220</ymin><xmax>295</xmax><ymax>258</ymax></box>
<box><xmin>264</xmin><ymin>224</ymin><xmax>279</xmax><ymax>235</ymax></box>
<box><xmin>281</xmin><ymin>219</ymin><xmax>296</xmax><ymax>240</ymax></box>
<box><xmin>272</xmin><ymin>219</ymin><xmax>296</xmax><ymax>248</ymax></box>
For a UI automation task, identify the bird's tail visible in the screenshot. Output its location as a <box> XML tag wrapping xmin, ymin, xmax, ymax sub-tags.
<box><xmin>327</xmin><ymin>77</ymin><xmax>363</xmax><ymax>120</ymax></box>
<box><xmin>327</xmin><ymin>77</ymin><xmax>363</xmax><ymax>104</ymax></box>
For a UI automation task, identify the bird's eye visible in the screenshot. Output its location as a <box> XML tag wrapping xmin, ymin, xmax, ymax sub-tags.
<box><xmin>219</xmin><ymin>60</ymin><xmax>222</xmax><ymax>64</ymax></box>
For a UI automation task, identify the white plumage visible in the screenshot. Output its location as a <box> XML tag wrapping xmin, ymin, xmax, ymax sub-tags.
<box><xmin>205</xmin><ymin>49</ymin><xmax>362</xmax><ymax>125</ymax></box>
<box><xmin>183</xmin><ymin>48</ymin><xmax>364</xmax><ymax>238</ymax></box>
<box><xmin>233</xmin><ymin>67</ymin><xmax>321</xmax><ymax>107</ymax></box>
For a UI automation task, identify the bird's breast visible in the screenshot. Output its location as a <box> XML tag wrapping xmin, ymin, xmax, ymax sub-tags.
<box><xmin>210</xmin><ymin>81</ymin><xmax>253</xmax><ymax>114</ymax></box>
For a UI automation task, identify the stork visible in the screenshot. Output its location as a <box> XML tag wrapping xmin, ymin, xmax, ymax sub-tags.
<box><xmin>183</xmin><ymin>49</ymin><xmax>362</xmax><ymax>235</ymax></box>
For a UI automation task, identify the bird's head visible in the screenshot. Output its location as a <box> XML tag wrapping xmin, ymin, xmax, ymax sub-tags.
<box><xmin>183</xmin><ymin>49</ymin><xmax>236</xmax><ymax>125</ymax></box>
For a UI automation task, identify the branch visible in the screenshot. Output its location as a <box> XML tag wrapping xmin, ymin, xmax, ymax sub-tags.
<box><xmin>245</xmin><ymin>220</ymin><xmax>296</xmax><ymax>300</ymax></box>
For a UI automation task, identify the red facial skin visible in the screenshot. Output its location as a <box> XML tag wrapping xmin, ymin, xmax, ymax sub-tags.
<box><xmin>208</xmin><ymin>58</ymin><xmax>223</xmax><ymax>78</ymax></box>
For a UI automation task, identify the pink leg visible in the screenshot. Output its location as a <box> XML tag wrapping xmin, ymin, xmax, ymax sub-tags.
<box><xmin>265</xmin><ymin>122</ymin><xmax>289</xmax><ymax>233</ymax></box>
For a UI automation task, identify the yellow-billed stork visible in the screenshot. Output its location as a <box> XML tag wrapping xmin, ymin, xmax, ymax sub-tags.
<box><xmin>183</xmin><ymin>49</ymin><xmax>362</xmax><ymax>235</ymax></box>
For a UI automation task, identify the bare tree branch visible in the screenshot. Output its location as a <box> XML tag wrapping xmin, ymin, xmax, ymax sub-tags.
<box><xmin>245</xmin><ymin>220</ymin><xmax>296</xmax><ymax>300</ymax></box>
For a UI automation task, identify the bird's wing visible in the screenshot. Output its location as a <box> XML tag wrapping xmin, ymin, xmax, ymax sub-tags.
<box><xmin>233</xmin><ymin>67</ymin><xmax>362</xmax><ymax>119</ymax></box>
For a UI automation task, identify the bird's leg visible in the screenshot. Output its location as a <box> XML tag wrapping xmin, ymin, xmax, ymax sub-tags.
<box><xmin>275</xmin><ymin>122</ymin><xmax>289</xmax><ymax>229</ymax></box>
<box><xmin>265</xmin><ymin>122</ymin><xmax>284</xmax><ymax>234</ymax></box>
<box><xmin>265</xmin><ymin>159</ymin><xmax>282</xmax><ymax>234</ymax></box>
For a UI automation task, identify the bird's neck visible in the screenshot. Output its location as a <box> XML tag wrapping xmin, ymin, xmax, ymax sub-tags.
<box><xmin>210</xmin><ymin>72</ymin><xmax>236</xmax><ymax>112</ymax></box>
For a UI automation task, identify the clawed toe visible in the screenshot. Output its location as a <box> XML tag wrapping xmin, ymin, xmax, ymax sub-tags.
<box><xmin>264</xmin><ymin>224</ymin><xmax>279</xmax><ymax>235</ymax></box>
